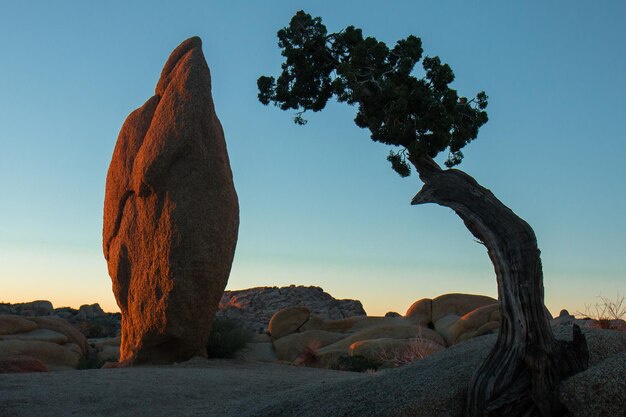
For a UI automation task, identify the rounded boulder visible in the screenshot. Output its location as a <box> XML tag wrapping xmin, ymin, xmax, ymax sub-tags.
<box><xmin>269</xmin><ymin>307</ymin><xmax>311</xmax><ymax>339</ymax></box>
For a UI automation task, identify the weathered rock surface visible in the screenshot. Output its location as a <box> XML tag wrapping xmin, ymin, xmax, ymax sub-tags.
<box><xmin>251</xmin><ymin>325</ymin><xmax>626</xmax><ymax>417</ymax></box>
<box><xmin>0</xmin><ymin>329</ymin><xmax>68</xmax><ymax>345</ymax></box>
<box><xmin>0</xmin><ymin>356</ymin><xmax>49</xmax><ymax>373</ymax></box>
<box><xmin>274</xmin><ymin>330</ymin><xmax>346</xmax><ymax>362</ymax></box>
<box><xmin>0</xmin><ymin>314</ymin><xmax>88</xmax><ymax>371</ymax></box>
<box><xmin>0</xmin><ymin>301</ymin><xmax>53</xmax><ymax>316</ymax></box>
<box><xmin>90</xmin><ymin>337</ymin><xmax>121</xmax><ymax>362</ymax></box>
<box><xmin>405</xmin><ymin>293</ymin><xmax>497</xmax><ymax>327</ymax></box>
<box><xmin>0</xmin><ymin>315</ymin><xmax>38</xmax><ymax>335</ymax></box>
<box><xmin>217</xmin><ymin>285</ymin><xmax>366</xmax><ymax>333</ymax></box>
<box><xmin>349</xmin><ymin>337</ymin><xmax>446</xmax><ymax>366</ymax></box>
<box><xmin>559</xmin><ymin>350</ymin><xmax>626</xmax><ymax>417</ymax></box>
<box><xmin>1</xmin><ymin>302</ymin><xmax>120</xmax><ymax>338</ymax></box>
<box><xmin>103</xmin><ymin>36</ymin><xmax>239</xmax><ymax>364</ymax></box>
<box><xmin>269</xmin><ymin>307</ymin><xmax>312</xmax><ymax>340</ymax></box>
<box><xmin>29</xmin><ymin>316</ymin><xmax>89</xmax><ymax>355</ymax></box>
<box><xmin>265</xmin><ymin>293</ymin><xmax>504</xmax><ymax>368</ymax></box>
<box><xmin>0</xmin><ymin>339</ymin><xmax>81</xmax><ymax>369</ymax></box>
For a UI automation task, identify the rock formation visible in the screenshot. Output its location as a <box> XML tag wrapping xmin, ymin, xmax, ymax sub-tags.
<box><xmin>103</xmin><ymin>37</ymin><xmax>239</xmax><ymax>364</ymax></box>
<box><xmin>216</xmin><ymin>285</ymin><xmax>366</xmax><ymax>332</ymax></box>
<box><xmin>0</xmin><ymin>315</ymin><xmax>87</xmax><ymax>370</ymax></box>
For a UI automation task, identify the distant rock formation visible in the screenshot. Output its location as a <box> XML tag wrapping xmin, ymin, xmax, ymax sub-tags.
<box><xmin>216</xmin><ymin>286</ymin><xmax>366</xmax><ymax>332</ymax></box>
<box><xmin>102</xmin><ymin>36</ymin><xmax>239</xmax><ymax>364</ymax></box>
<box><xmin>0</xmin><ymin>301</ymin><xmax>54</xmax><ymax>317</ymax></box>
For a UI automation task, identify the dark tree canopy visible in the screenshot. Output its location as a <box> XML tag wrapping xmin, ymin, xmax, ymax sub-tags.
<box><xmin>258</xmin><ymin>10</ymin><xmax>489</xmax><ymax>174</ymax></box>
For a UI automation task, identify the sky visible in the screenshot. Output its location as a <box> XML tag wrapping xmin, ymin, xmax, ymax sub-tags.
<box><xmin>0</xmin><ymin>1</ymin><xmax>624</xmax><ymax>317</ymax></box>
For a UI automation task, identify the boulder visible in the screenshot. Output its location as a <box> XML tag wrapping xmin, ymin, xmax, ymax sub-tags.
<box><xmin>299</xmin><ymin>314</ymin><xmax>325</xmax><ymax>333</ymax></box>
<box><xmin>319</xmin><ymin>316</ymin><xmax>410</xmax><ymax>334</ymax></box>
<box><xmin>11</xmin><ymin>301</ymin><xmax>54</xmax><ymax>316</ymax></box>
<box><xmin>269</xmin><ymin>307</ymin><xmax>311</xmax><ymax>339</ymax></box>
<box><xmin>0</xmin><ymin>315</ymin><xmax>37</xmax><ymax>335</ymax></box>
<box><xmin>97</xmin><ymin>345</ymin><xmax>120</xmax><ymax>362</ymax></box>
<box><xmin>456</xmin><ymin>321</ymin><xmax>499</xmax><ymax>344</ymax></box>
<box><xmin>0</xmin><ymin>329</ymin><xmax>68</xmax><ymax>345</ymax></box>
<box><xmin>274</xmin><ymin>330</ymin><xmax>346</xmax><ymax>362</ymax></box>
<box><xmin>452</xmin><ymin>303</ymin><xmax>500</xmax><ymax>345</ymax></box>
<box><xmin>90</xmin><ymin>336</ymin><xmax>122</xmax><ymax>362</ymax></box>
<box><xmin>349</xmin><ymin>337</ymin><xmax>445</xmax><ymax>367</ymax></box>
<box><xmin>103</xmin><ymin>36</ymin><xmax>239</xmax><ymax>364</ymax></box>
<box><xmin>316</xmin><ymin>324</ymin><xmax>445</xmax><ymax>365</ymax></box>
<box><xmin>29</xmin><ymin>316</ymin><xmax>88</xmax><ymax>355</ymax></box>
<box><xmin>433</xmin><ymin>315</ymin><xmax>460</xmax><ymax>346</ymax></box>
<box><xmin>0</xmin><ymin>356</ymin><xmax>49</xmax><ymax>373</ymax></box>
<box><xmin>560</xmin><ymin>351</ymin><xmax>626</xmax><ymax>417</ymax></box>
<box><xmin>77</xmin><ymin>303</ymin><xmax>105</xmax><ymax>320</ymax></box>
<box><xmin>404</xmin><ymin>298</ymin><xmax>432</xmax><ymax>327</ymax></box>
<box><xmin>430</xmin><ymin>293</ymin><xmax>496</xmax><ymax>324</ymax></box>
<box><xmin>0</xmin><ymin>340</ymin><xmax>81</xmax><ymax>369</ymax></box>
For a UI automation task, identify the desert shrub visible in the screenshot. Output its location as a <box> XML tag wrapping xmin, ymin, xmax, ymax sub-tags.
<box><xmin>294</xmin><ymin>341</ymin><xmax>321</xmax><ymax>367</ymax></box>
<box><xmin>206</xmin><ymin>317</ymin><xmax>252</xmax><ymax>358</ymax></box>
<box><xmin>334</xmin><ymin>355</ymin><xmax>380</xmax><ymax>373</ymax></box>
<box><xmin>376</xmin><ymin>338</ymin><xmax>431</xmax><ymax>368</ymax></box>
<box><xmin>578</xmin><ymin>294</ymin><xmax>626</xmax><ymax>330</ymax></box>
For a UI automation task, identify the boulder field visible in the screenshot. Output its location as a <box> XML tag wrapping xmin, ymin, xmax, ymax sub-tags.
<box><xmin>261</xmin><ymin>293</ymin><xmax>500</xmax><ymax>368</ymax></box>
<box><xmin>0</xmin><ymin>315</ymin><xmax>87</xmax><ymax>371</ymax></box>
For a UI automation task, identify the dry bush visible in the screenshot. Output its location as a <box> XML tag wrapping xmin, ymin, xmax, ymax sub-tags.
<box><xmin>376</xmin><ymin>336</ymin><xmax>433</xmax><ymax>368</ymax></box>
<box><xmin>578</xmin><ymin>294</ymin><xmax>626</xmax><ymax>330</ymax></box>
<box><xmin>294</xmin><ymin>341</ymin><xmax>321</xmax><ymax>367</ymax></box>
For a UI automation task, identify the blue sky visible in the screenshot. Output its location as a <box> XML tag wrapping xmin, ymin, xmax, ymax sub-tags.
<box><xmin>0</xmin><ymin>1</ymin><xmax>624</xmax><ymax>316</ymax></box>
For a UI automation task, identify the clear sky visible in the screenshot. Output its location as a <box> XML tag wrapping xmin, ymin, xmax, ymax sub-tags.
<box><xmin>1</xmin><ymin>1</ymin><xmax>624</xmax><ymax>317</ymax></box>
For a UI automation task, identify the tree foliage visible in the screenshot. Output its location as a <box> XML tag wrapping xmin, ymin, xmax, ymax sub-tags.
<box><xmin>258</xmin><ymin>10</ymin><xmax>489</xmax><ymax>174</ymax></box>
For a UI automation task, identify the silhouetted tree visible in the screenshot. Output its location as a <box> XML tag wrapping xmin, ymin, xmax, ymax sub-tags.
<box><xmin>258</xmin><ymin>11</ymin><xmax>588</xmax><ymax>417</ymax></box>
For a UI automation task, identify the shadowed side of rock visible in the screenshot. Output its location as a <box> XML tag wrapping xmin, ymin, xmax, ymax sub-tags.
<box><xmin>103</xmin><ymin>37</ymin><xmax>239</xmax><ymax>364</ymax></box>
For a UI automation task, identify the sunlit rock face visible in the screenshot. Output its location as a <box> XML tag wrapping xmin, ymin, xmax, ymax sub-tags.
<box><xmin>103</xmin><ymin>37</ymin><xmax>239</xmax><ymax>364</ymax></box>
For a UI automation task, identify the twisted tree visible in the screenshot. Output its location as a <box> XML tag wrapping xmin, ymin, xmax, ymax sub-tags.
<box><xmin>258</xmin><ymin>11</ymin><xmax>589</xmax><ymax>416</ymax></box>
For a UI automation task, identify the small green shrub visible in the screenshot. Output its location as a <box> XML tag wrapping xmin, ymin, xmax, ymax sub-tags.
<box><xmin>334</xmin><ymin>355</ymin><xmax>381</xmax><ymax>372</ymax></box>
<box><xmin>206</xmin><ymin>317</ymin><xmax>252</xmax><ymax>358</ymax></box>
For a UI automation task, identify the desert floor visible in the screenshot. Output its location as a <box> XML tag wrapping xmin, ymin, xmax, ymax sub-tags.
<box><xmin>0</xmin><ymin>357</ymin><xmax>367</xmax><ymax>417</ymax></box>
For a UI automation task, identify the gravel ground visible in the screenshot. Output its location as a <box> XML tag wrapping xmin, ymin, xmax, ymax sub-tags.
<box><xmin>0</xmin><ymin>358</ymin><xmax>366</xmax><ymax>417</ymax></box>
<box><xmin>1</xmin><ymin>326</ymin><xmax>624</xmax><ymax>417</ymax></box>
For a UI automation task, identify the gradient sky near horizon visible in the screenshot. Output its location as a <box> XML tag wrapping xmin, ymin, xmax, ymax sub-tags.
<box><xmin>1</xmin><ymin>1</ymin><xmax>624</xmax><ymax>317</ymax></box>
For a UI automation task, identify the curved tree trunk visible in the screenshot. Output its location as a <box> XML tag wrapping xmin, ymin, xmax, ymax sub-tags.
<box><xmin>408</xmin><ymin>155</ymin><xmax>588</xmax><ymax>417</ymax></box>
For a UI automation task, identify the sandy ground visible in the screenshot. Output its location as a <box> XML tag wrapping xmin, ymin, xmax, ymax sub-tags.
<box><xmin>0</xmin><ymin>358</ymin><xmax>367</xmax><ymax>417</ymax></box>
<box><xmin>2</xmin><ymin>327</ymin><xmax>623</xmax><ymax>417</ymax></box>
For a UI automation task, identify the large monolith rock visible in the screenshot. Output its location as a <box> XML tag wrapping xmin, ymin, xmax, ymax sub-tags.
<box><xmin>103</xmin><ymin>37</ymin><xmax>239</xmax><ymax>364</ymax></box>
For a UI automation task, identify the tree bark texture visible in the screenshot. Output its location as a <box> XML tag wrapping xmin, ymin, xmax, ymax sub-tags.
<box><xmin>408</xmin><ymin>155</ymin><xmax>588</xmax><ymax>417</ymax></box>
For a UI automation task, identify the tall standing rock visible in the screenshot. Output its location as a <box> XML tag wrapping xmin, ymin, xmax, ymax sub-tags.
<box><xmin>103</xmin><ymin>37</ymin><xmax>239</xmax><ymax>364</ymax></box>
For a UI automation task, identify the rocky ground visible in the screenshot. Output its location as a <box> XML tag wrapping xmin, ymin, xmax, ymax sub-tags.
<box><xmin>0</xmin><ymin>326</ymin><xmax>623</xmax><ymax>417</ymax></box>
<box><xmin>1</xmin><ymin>289</ymin><xmax>625</xmax><ymax>416</ymax></box>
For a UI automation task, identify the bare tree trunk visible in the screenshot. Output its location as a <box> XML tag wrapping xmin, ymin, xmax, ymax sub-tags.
<box><xmin>408</xmin><ymin>155</ymin><xmax>588</xmax><ymax>417</ymax></box>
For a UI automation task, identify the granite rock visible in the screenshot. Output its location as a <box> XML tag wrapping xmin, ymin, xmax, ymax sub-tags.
<box><xmin>103</xmin><ymin>36</ymin><xmax>239</xmax><ymax>364</ymax></box>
